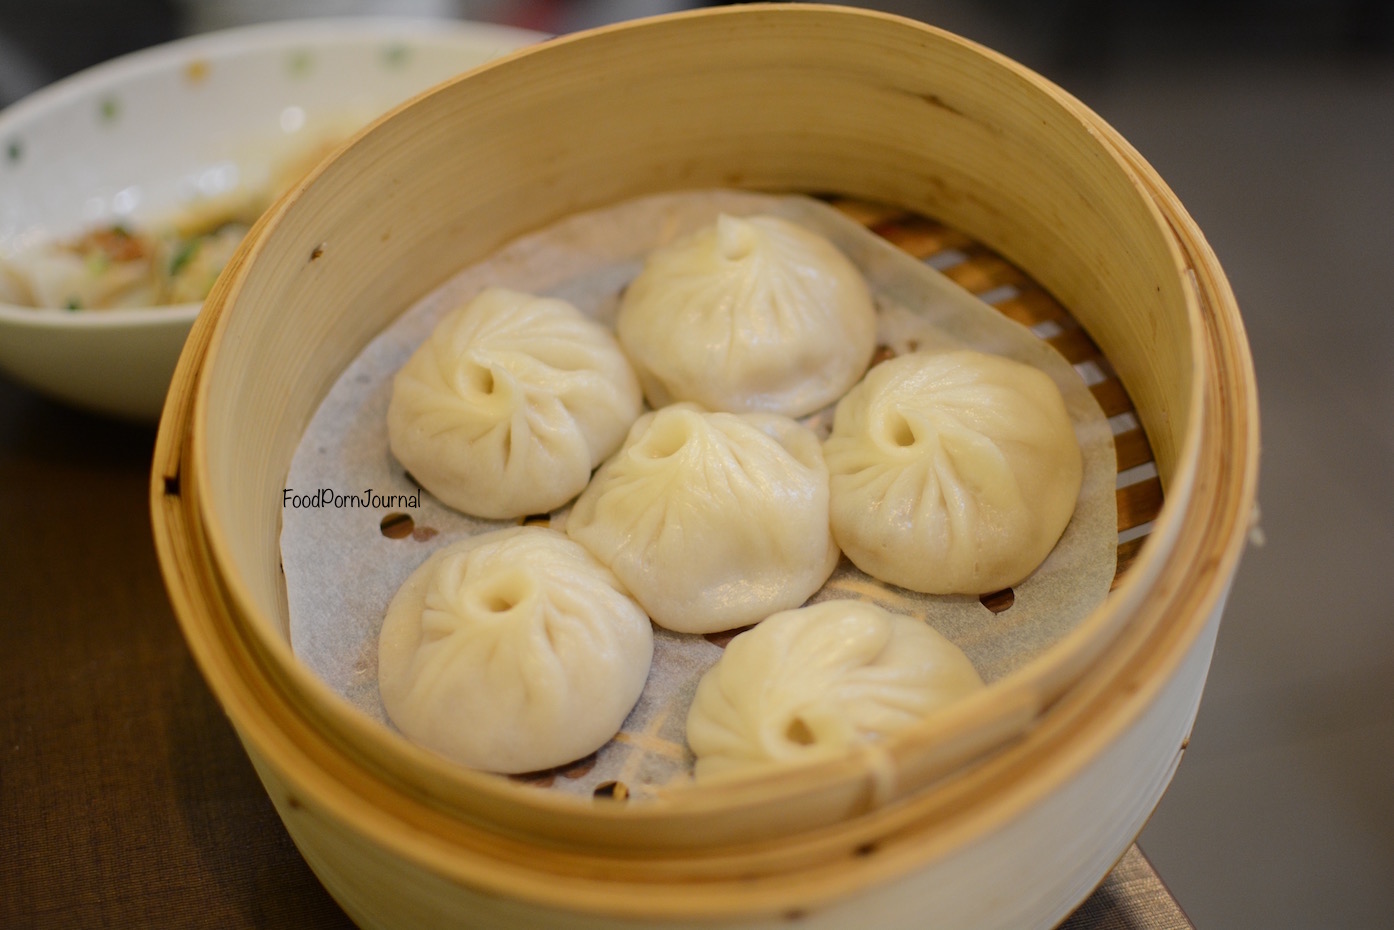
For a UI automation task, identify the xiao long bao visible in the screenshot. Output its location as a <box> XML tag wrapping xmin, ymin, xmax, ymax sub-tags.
<box><xmin>387</xmin><ymin>287</ymin><xmax>642</xmax><ymax>520</ymax></box>
<box><xmin>686</xmin><ymin>600</ymin><xmax>985</xmax><ymax>779</ymax></box>
<box><xmin>377</xmin><ymin>527</ymin><xmax>654</xmax><ymax>774</ymax></box>
<box><xmin>566</xmin><ymin>403</ymin><xmax>839</xmax><ymax>634</ymax></box>
<box><xmin>616</xmin><ymin>213</ymin><xmax>877</xmax><ymax>417</ymax></box>
<box><xmin>824</xmin><ymin>349</ymin><xmax>1084</xmax><ymax>595</ymax></box>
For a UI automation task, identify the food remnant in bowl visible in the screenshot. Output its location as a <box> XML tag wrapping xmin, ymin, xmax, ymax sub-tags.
<box><xmin>0</xmin><ymin>138</ymin><xmax>338</xmax><ymax>310</ymax></box>
<box><xmin>0</xmin><ymin>200</ymin><xmax>258</xmax><ymax>310</ymax></box>
<box><xmin>1</xmin><ymin>222</ymin><xmax>149</xmax><ymax>310</ymax></box>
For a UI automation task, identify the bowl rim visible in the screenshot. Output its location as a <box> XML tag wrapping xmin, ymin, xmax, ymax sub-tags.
<box><xmin>0</xmin><ymin>302</ymin><xmax>203</xmax><ymax>328</ymax></box>
<box><xmin>0</xmin><ymin>15</ymin><xmax>546</xmax><ymax>328</ymax></box>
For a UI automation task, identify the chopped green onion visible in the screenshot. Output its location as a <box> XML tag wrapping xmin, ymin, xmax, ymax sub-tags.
<box><xmin>169</xmin><ymin>238</ymin><xmax>201</xmax><ymax>276</ymax></box>
<box><xmin>65</xmin><ymin>298</ymin><xmax>81</xmax><ymax>310</ymax></box>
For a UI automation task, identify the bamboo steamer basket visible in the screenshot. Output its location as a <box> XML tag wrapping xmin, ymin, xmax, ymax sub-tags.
<box><xmin>150</xmin><ymin>5</ymin><xmax>1258</xmax><ymax>928</ymax></box>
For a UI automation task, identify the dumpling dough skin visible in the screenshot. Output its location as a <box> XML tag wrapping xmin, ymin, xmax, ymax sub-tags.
<box><xmin>566</xmin><ymin>403</ymin><xmax>839</xmax><ymax>634</ymax></box>
<box><xmin>616</xmin><ymin>214</ymin><xmax>877</xmax><ymax>417</ymax></box>
<box><xmin>824</xmin><ymin>350</ymin><xmax>1083</xmax><ymax>595</ymax></box>
<box><xmin>686</xmin><ymin>600</ymin><xmax>984</xmax><ymax>780</ymax></box>
<box><xmin>378</xmin><ymin>527</ymin><xmax>653</xmax><ymax>774</ymax></box>
<box><xmin>387</xmin><ymin>287</ymin><xmax>642</xmax><ymax>519</ymax></box>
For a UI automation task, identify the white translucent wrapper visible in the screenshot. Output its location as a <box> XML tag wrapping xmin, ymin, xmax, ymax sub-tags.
<box><xmin>281</xmin><ymin>190</ymin><xmax>1117</xmax><ymax>799</ymax></box>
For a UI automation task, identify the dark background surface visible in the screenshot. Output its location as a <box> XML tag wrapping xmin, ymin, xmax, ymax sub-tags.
<box><xmin>0</xmin><ymin>384</ymin><xmax>350</xmax><ymax>927</ymax></box>
<box><xmin>3</xmin><ymin>1</ymin><xmax>1393</xmax><ymax>108</ymax></box>
<box><xmin>3</xmin><ymin>1</ymin><xmax>1393</xmax><ymax>927</ymax></box>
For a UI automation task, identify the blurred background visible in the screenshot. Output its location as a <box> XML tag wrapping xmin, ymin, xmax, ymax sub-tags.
<box><xmin>3</xmin><ymin>1</ymin><xmax>1391</xmax><ymax>927</ymax></box>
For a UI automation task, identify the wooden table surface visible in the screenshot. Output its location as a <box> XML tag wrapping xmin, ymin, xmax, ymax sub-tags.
<box><xmin>0</xmin><ymin>377</ymin><xmax>1193</xmax><ymax>929</ymax></box>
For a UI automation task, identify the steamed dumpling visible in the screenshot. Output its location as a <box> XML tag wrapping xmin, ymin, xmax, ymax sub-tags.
<box><xmin>378</xmin><ymin>527</ymin><xmax>654</xmax><ymax>773</ymax></box>
<box><xmin>387</xmin><ymin>287</ymin><xmax>642</xmax><ymax>519</ymax></box>
<box><xmin>566</xmin><ymin>403</ymin><xmax>838</xmax><ymax>634</ymax></box>
<box><xmin>616</xmin><ymin>214</ymin><xmax>876</xmax><ymax>417</ymax></box>
<box><xmin>824</xmin><ymin>350</ymin><xmax>1083</xmax><ymax>595</ymax></box>
<box><xmin>686</xmin><ymin>600</ymin><xmax>984</xmax><ymax>779</ymax></box>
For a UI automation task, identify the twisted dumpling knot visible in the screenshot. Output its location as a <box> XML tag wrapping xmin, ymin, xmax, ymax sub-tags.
<box><xmin>616</xmin><ymin>214</ymin><xmax>877</xmax><ymax>417</ymax></box>
<box><xmin>567</xmin><ymin>403</ymin><xmax>839</xmax><ymax>634</ymax></box>
<box><xmin>686</xmin><ymin>600</ymin><xmax>984</xmax><ymax>779</ymax></box>
<box><xmin>379</xmin><ymin>527</ymin><xmax>654</xmax><ymax>773</ymax></box>
<box><xmin>387</xmin><ymin>287</ymin><xmax>642</xmax><ymax>519</ymax></box>
<box><xmin>824</xmin><ymin>350</ymin><xmax>1083</xmax><ymax>594</ymax></box>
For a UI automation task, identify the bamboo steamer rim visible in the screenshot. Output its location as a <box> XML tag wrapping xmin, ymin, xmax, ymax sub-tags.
<box><xmin>168</xmin><ymin>0</ymin><xmax>1221</xmax><ymax>831</ymax></box>
<box><xmin>151</xmin><ymin>2</ymin><xmax>1257</xmax><ymax>897</ymax></box>
<box><xmin>150</xmin><ymin>194</ymin><xmax>1253</xmax><ymax>919</ymax></box>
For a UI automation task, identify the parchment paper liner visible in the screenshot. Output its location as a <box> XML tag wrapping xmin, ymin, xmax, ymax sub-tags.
<box><xmin>281</xmin><ymin>190</ymin><xmax>1117</xmax><ymax>799</ymax></box>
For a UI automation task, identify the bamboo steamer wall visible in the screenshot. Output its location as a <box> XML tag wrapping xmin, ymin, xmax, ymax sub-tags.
<box><xmin>150</xmin><ymin>5</ymin><xmax>1258</xmax><ymax>928</ymax></box>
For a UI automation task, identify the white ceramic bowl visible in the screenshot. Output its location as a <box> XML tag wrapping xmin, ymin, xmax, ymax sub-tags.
<box><xmin>0</xmin><ymin>17</ymin><xmax>540</xmax><ymax>422</ymax></box>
